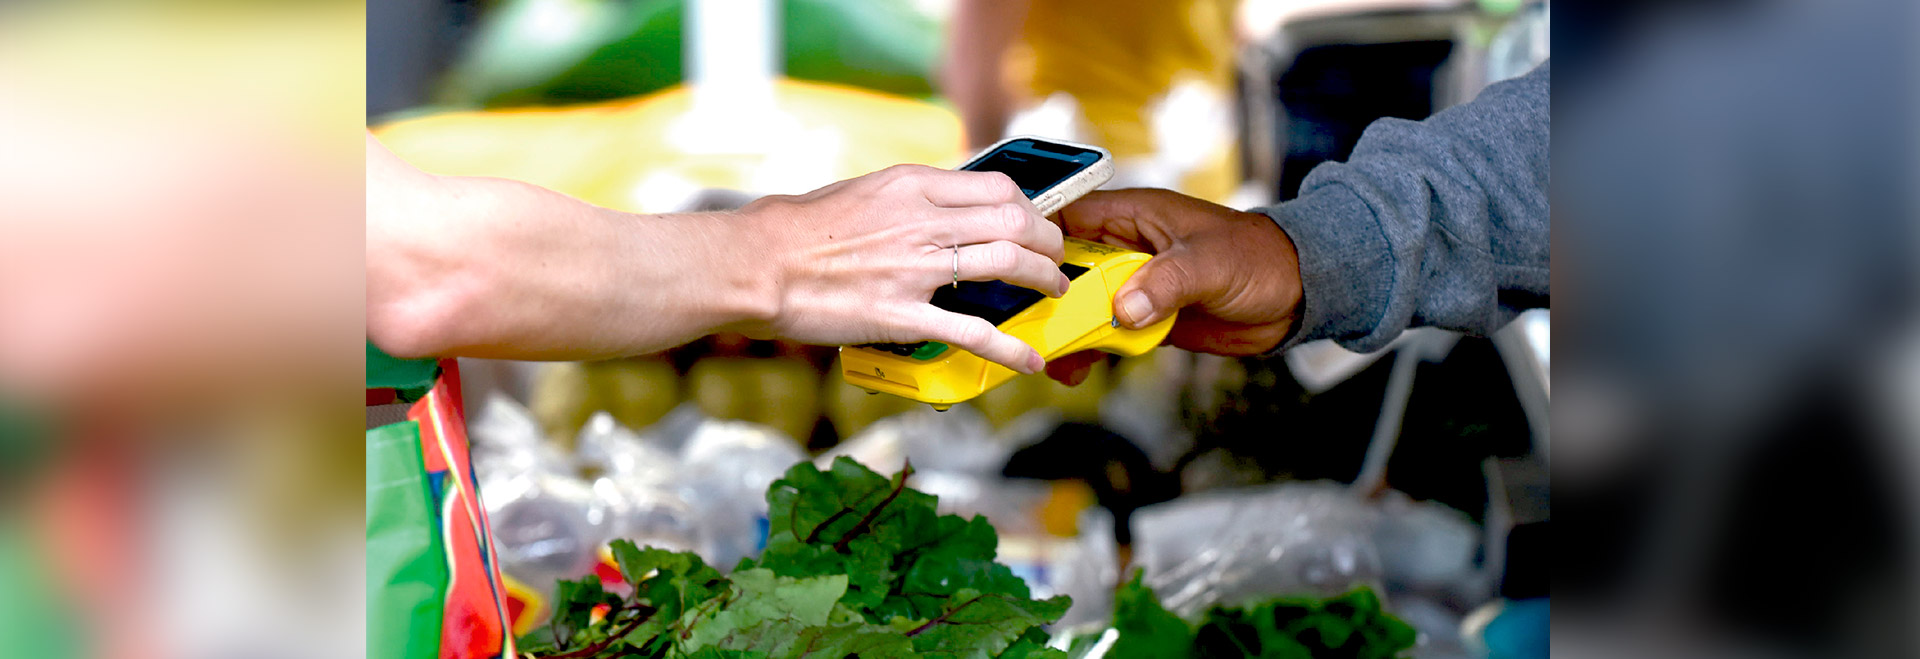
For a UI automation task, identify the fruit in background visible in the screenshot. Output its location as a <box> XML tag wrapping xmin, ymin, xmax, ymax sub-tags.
<box><xmin>531</xmin><ymin>358</ymin><xmax>681</xmax><ymax>448</ymax></box>
<box><xmin>687</xmin><ymin>357</ymin><xmax>819</xmax><ymax>444</ymax></box>
<box><xmin>532</xmin><ymin>361</ymin><xmax>595</xmax><ymax>448</ymax></box>
<box><xmin>824</xmin><ymin>356</ymin><xmax>920</xmax><ymax>437</ymax></box>
<box><xmin>972</xmin><ymin>359</ymin><xmax>1108</xmax><ymax>430</ymax></box>
<box><xmin>1038</xmin><ymin>480</ymin><xmax>1095</xmax><ymax>538</ymax></box>
<box><xmin>589</xmin><ymin>359</ymin><xmax>682</xmax><ymax>435</ymax></box>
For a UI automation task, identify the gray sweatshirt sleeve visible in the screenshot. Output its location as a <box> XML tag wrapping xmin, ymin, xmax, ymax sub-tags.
<box><xmin>1260</xmin><ymin>60</ymin><xmax>1550</xmax><ymax>353</ymax></box>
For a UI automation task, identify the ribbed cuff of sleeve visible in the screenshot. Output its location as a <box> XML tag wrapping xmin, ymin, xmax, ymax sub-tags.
<box><xmin>1258</xmin><ymin>183</ymin><xmax>1397</xmax><ymax>353</ymax></box>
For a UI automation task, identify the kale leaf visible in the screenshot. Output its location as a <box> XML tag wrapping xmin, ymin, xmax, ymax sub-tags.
<box><xmin>1107</xmin><ymin>571</ymin><xmax>1192</xmax><ymax>659</ymax></box>
<box><xmin>1107</xmin><ymin>570</ymin><xmax>1418</xmax><ymax>659</ymax></box>
<box><xmin>518</xmin><ymin>458</ymin><xmax>1069</xmax><ymax>659</ymax></box>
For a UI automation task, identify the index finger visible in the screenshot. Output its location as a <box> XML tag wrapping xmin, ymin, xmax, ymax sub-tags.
<box><xmin>1054</xmin><ymin>190</ymin><xmax>1149</xmax><ymax>248</ymax></box>
<box><xmin>918</xmin><ymin>169</ymin><xmax>1041</xmax><ymax>212</ymax></box>
<box><xmin>901</xmin><ymin>308</ymin><xmax>1045</xmax><ymax>375</ymax></box>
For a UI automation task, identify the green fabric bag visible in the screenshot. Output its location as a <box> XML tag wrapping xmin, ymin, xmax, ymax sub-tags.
<box><xmin>367</xmin><ymin>341</ymin><xmax>439</xmax><ymax>400</ymax></box>
<box><xmin>0</xmin><ymin>523</ymin><xmax>84</xmax><ymax>659</ymax></box>
<box><xmin>0</xmin><ymin>397</ymin><xmax>54</xmax><ymax>492</ymax></box>
<box><xmin>0</xmin><ymin>398</ymin><xmax>81</xmax><ymax>658</ymax></box>
<box><xmin>366</xmin><ymin>420</ymin><xmax>449</xmax><ymax>659</ymax></box>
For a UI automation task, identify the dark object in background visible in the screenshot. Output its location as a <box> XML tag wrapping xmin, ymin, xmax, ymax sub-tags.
<box><xmin>1699</xmin><ymin>382</ymin><xmax>1911</xmax><ymax>649</ymax></box>
<box><xmin>1500</xmin><ymin>521</ymin><xmax>1548</xmax><ymax>600</ymax></box>
<box><xmin>1004</xmin><ymin>421</ymin><xmax>1182</xmax><ymax>545</ymax></box>
<box><xmin>367</xmin><ymin>0</ymin><xmax>484</xmax><ymax>117</ymax></box>
<box><xmin>1192</xmin><ymin>339</ymin><xmax>1531</xmax><ymax>525</ymax></box>
<box><xmin>1008</xmin><ymin>339</ymin><xmax>1534</xmax><ymax>548</ymax></box>
<box><xmin>1271</xmin><ymin>41</ymin><xmax>1455</xmax><ymax>201</ymax></box>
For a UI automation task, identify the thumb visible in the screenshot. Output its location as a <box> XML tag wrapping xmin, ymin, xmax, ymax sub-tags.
<box><xmin>1112</xmin><ymin>250</ymin><xmax>1205</xmax><ymax>329</ymax></box>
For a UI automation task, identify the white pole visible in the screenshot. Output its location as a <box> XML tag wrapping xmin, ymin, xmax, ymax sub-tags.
<box><xmin>675</xmin><ymin>0</ymin><xmax>784</xmax><ymax>154</ymax></box>
<box><xmin>686</xmin><ymin>0</ymin><xmax>778</xmax><ymax>111</ymax></box>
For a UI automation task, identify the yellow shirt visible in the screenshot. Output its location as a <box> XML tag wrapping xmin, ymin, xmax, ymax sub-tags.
<box><xmin>1017</xmin><ymin>0</ymin><xmax>1240</xmax><ymax>201</ymax></box>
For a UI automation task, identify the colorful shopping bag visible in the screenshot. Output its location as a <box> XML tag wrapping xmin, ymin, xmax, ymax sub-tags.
<box><xmin>368</xmin><ymin>351</ymin><xmax>516</xmax><ymax>659</ymax></box>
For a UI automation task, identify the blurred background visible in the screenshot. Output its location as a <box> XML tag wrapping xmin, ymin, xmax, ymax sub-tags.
<box><xmin>0</xmin><ymin>0</ymin><xmax>1912</xmax><ymax>657</ymax></box>
<box><xmin>0</xmin><ymin>2</ymin><xmax>365</xmax><ymax>658</ymax></box>
<box><xmin>368</xmin><ymin>1</ymin><xmax>1550</xmax><ymax>657</ymax></box>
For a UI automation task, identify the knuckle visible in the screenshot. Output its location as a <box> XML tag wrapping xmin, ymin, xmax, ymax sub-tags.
<box><xmin>1144</xmin><ymin>257</ymin><xmax>1205</xmax><ymax>301</ymax></box>
<box><xmin>982</xmin><ymin>242</ymin><xmax>1020</xmax><ymax>272</ymax></box>
<box><xmin>1157</xmin><ymin>256</ymin><xmax>1198</xmax><ymax>293</ymax></box>
<box><xmin>892</xmin><ymin>163</ymin><xmax>933</xmax><ymax>179</ymax></box>
<box><xmin>953</xmin><ymin>317</ymin><xmax>995</xmax><ymax>347</ymax></box>
<box><xmin>877</xmin><ymin>164</ymin><xmax>918</xmax><ymax>187</ymax></box>
<box><xmin>994</xmin><ymin>203</ymin><xmax>1030</xmax><ymax>235</ymax></box>
<box><xmin>881</xmin><ymin>319</ymin><xmax>917</xmax><ymax>344</ymax></box>
<box><xmin>746</xmin><ymin>193</ymin><xmax>794</xmax><ymax>210</ymax></box>
<box><xmin>987</xmin><ymin>172</ymin><xmax>1021</xmax><ymax>199</ymax></box>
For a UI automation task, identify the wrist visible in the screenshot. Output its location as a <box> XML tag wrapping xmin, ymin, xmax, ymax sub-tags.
<box><xmin>366</xmin><ymin>173</ymin><xmax>493</xmax><ymax>358</ymax></box>
<box><xmin>1255</xmin><ymin>210</ymin><xmax>1304</xmax><ymax>320</ymax></box>
<box><xmin>1260</xmin><ymin>185</ymin><xmax>1393</xmax><ymax>351</ymax></box>
<box><xmin>704</xmin><ymin>202</ymin><xmax>789</xmax><ymax>335</ymax></box>
<box><xmin>1252</xmin><ymin>210</ymin><xmax>1306</xmax><ymax>345</ymax></box>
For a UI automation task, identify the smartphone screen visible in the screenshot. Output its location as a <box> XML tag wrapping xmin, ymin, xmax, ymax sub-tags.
<box><xmin>958</xmin><ymin>138</ymin><xmax>1102</xmax><ymax>198</ymax></box>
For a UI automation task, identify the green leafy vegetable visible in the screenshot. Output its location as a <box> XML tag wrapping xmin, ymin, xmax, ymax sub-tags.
<box><xmin>1107</xmin><ymin>570</ymin><xmax>1416</xmax><ymax>659</ymax></box>
<box><xmin>904</xmin><ymin>590</ymin><xmax>1071</xmax><ymax>659</ymax></box>
<box><xmin>518</xmin><ymin>458</ymin><xmax>1070</xmax><ymax>658</ymax></box>
<box><xmin>1107</xmin><ymin>572</ymin><xmax>1192</xmax><ymax>659</ymax></box>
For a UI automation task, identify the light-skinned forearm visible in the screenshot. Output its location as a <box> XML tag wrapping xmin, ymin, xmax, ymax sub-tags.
<box><xmin>366</xmin><ymin>134</ymin><xmax>1072</xmax><ymax>371</ymax></box>
<box><xmin>366</xmin><ymin>137</ymin><xmax>776</xmax><ymax>361</ymax></box>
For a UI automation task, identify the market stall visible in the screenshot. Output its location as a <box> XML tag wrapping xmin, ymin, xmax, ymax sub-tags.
<box><xmin>365</xmin><ymin>2</ymin><xmax>1551</xmax><ymax>658</ymax></box>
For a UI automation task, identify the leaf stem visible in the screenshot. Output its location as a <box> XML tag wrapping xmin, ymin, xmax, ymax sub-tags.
<box><xmin>803</xmin><ymin>505</ymin><xmax>857</xmax><ymax>544</ymax></box>
<box><xmin>548</xmin><ymin>599</ymin><xmax>568</xmax><ymax>652</ymax></box>
<box><xmin>904</xmin><ymin>594</ymin><xmax>984</xmax><ymax>637</ymax></box>
<box><xmin>540</xmin><ymin>603</ymin><xmax>657</xmax><ymax>659</ymax></box>
<box><xmin>831</xmin><ymin>461</ymin><xmax>914</xmax><ymax>554</ymax></box>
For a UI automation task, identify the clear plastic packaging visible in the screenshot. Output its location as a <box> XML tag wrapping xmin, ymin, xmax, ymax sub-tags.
<box><xmin>1050</xmin><ymin>508</ymin><xmax>1122</xmax><ymax>629</ymax></box>
<box><xmin>675</xmin><ymin>414</ymin><xmax>806</xmax><ymax>567</ymax></box>
<box><xmin>1132</xmin><ymin>482</ymin><xmax>1385</xmax><ymax>617</ymax></box>
<box><xmin>1063</xmin><ymin>482</ymin><xmax>1488</xmax><ymax>658</ymax></box>
<box><xmin>821</xmin><ymin>404</ymin><xmax>1000</xmax><ymax>475</ymax></box>
<box><xmin>469</xmin><ymin>395</ymin><xmax>609</xmax><ymax>593</ymax></box>
<box><xmin>576</xmin><ymin>413</ymin><xmax>703</xmax><ymax>556</ymax></box>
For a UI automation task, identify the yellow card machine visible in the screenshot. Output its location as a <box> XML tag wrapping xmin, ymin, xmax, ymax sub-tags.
<box><xmin>842</xmin><ymin>236</ymin><xmax>1176</xmax><ymax>407</ymax></box>
<box><xmin>842</xmin><ymin>137</ymin><xmax>1174</xmax><ymax>407</ymax></box>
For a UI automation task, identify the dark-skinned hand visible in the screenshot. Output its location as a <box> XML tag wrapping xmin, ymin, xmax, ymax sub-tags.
<box><xmin>1044</xmin><ymin>189</ymin><xmax>1304</xmax><ymax>385</ymax></box>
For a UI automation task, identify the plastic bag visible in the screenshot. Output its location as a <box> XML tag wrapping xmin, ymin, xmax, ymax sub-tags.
<box><xmin>1130</xmin><ymin>482</ymin><xmax>1385</xmax><ymax>617</ymax></box>
<box><xmin>576</xmin><ymin>413</ymin><xmax>703</xmax><ymax>555</ymax></box>
<box><xmin>676</xmin><ymin>414</ymin><xmax>806</xmax><ymax>567</ymax></box>
<box><xmin>822</xmin><ymin>404</ymin><xmax>1000</xmax><ymax>475</ymax></box>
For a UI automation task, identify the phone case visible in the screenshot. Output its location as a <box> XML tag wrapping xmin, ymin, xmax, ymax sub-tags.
<box><xmin>966</xmin><ymin>135</ymin><xmax>1113</xmax><ymax>215</ymax></box>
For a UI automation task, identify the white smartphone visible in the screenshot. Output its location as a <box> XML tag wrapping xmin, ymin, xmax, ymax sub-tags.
<box><xmin>958</xmin><ymin>136</ymin><xmax>1112</xmax><ymax>215</ymax></box>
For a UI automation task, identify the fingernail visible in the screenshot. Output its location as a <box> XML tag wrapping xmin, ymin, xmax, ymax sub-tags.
<box><xmin>1055</xmin><ymin>274</ymin><xmax>1072</xmax><ymax>297</ymax></box>
<box><xmin>1117</xmin><ymin>291</ymin><xmax>1155</xmax><ymax>328</ymax></box>
<box><xmin>1026</xmin><ymin>351</ymin><xmax>1045</xmax><ymax>374</ymax></box>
